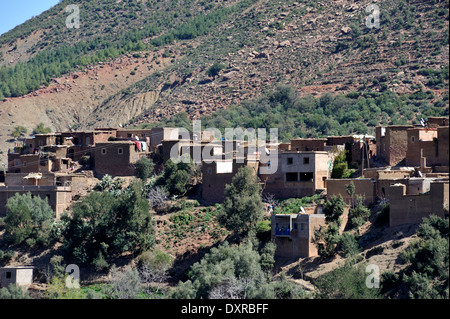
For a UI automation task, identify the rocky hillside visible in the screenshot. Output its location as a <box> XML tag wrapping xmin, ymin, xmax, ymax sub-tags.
<box><xmin>0</xmin><ymin>0</ymin><xmax>448</xmax><ymax>163</ymax></box>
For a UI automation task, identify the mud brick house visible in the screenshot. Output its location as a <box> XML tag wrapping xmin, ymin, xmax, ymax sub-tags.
<box><xmin>60</xmin><ymin>129</ymin><xmax>116</xmax><ymax>161</ymax></box>
<box><xmin>271</xmin><ymin>213</ymin><xmax>326</xmax><ymax>258</ymax></box>
<box><xmin>376</xmin><ymin>125</ymin><xmax>415</xmax><ymax>166</ymax></box>
<box><xmin>389</xmin><ymin>180</ymin><xmax>449</xmax><ymax>227</ymax></box>
<box><xmin>202</xmin><ymin>158</ymin><xmax>259</xmax><ymax>203</ymax></box>
<box><xmin>405</xmin><ymin>127</ymin><xmax>439</xmax><ymax>167</ymax></box>
<box><xmin>161</xmin><ymin>139</ymin><xmax>224</xmax><ymax>165</ymax></box>
<box><xmin>93</xmin><ymin>141</ymin><xmax>148</xmax><ymax>177</ymax></box>
<box><xmin>118</xmin><ymin>127</ymin><xmax>180</xmax><ymax>152</ymax></box>
<box><xmin>260</xmin><ymin>151</ymin><xmax>332</xmax><ymax>199</ymax></box>
<box><xmin>8</xmin><ymin>147</ymin><xmax>74</xmax><ymax>174</ymax></box>
<box><xmin>404</xmin><ymin>125</ymin><xmax>449</xmax><ymax>169</ymax></box>
<box><xmin>271</xmin><ymin>205</ymin><xmax>349</xmax><ymax>258</ymax></box>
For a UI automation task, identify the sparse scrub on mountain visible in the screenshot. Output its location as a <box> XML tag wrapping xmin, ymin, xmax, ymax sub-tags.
<box><xmin>0</xmin><ymin>0</ymin><xmax>256</xmax><ymax>99</ymax></box>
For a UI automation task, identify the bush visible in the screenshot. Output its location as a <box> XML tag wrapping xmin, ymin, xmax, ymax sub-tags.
<box><xmin>0</xmin><ymin>285</ymin><xmax>30</xmax><ymax>299</ymax></box>
<box><xmin>4</xmin><ymin>193</ymin><xmax>55</xmax><ymax>246</ymax></box>
<box><xmin>255</xmin><ymin>219</ymin><xmax>271</xmax><ymax>241</ymax></box>
<box><xmin>159</xmin><ymin>158</ymin><xmax>198</xmax><ymax>195</ymax></box>
<box><xmin>146</xmin><ymin>186</ymin><xmax>169</xmax><ymax>211</ymax></box>
<box><xmin>62</xmin><ymin>181</ymin><xmax>154</xmax><ymax>264</ymax></box>
<box><xmin>314</xmin><ymin>263</ymin><xmax>381</xmax><ymax>299</ymax></box>
<box><xmin>136</xmin><ymin>157</ymin><xmax>155</xmax><ymax>180</ymax></box>
<box><xmin>339</xmin><ymin>232</ymin><xmax>360</xmax><ymax>258</ymax></box>
<box><xmin>93</xmin><ymin>252</ymin><xmax>109</xmax><ymax>272</ymax></box>
<box><xmin>399</xmin><ymin>216</ymin><xmax>449</xmax><ymax>299</ymax></box>
<box><xmin>259</xmin><ymin>241</ymin><xmax>276</xmax><ymax>273</ymax></box>
<box><xmin>138</xmin><ymin>249</ymin><xmax>174</xmax><ymax>272</ymax></box>
<box><xmin>0</xmin><ymin>250</ymin><xmax>15</xmax><ymax>265</ymax></box>
<box><xmin>171</xmin><ymin>241</ymin><xmax>267</xmax><ymax>299</ymax></box>
<box><xmin>331</xmin><ymin>151</ymin><xmax>350</xmax><ymax>179</ymax></box>
<box><xmin>349</xmin><ymin>195</ymin><xmax>371</xmax><ymax>231</ymax></box>
<box><xmin>312</xmin><ymin>196</ymin><xmax>345</xmax><ymax>259</ymax></box>
<box><xmin>219</xmin><ymin>166</ymin><xmax>264</xmax><ymax>235</ymax></box>
<box><xmin>32</xmin><ymin>122</ymin><xmax>52</xmax><ymax>135</ymax></box>
<box><xmin>206</xmin><ymin>62</ymin><xmax>226</xmax><ymax>78</ymax></box>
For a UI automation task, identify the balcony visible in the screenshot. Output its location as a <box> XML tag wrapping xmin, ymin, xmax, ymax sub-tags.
<box><xmin>275</xmin><ymin>228</ymin><xmax>291</xmax><ymax>237</ymax></box>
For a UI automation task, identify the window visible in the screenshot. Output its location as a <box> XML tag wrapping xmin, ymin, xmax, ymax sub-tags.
<box><xmin>118</xmin><ymin>148</ymin><xmax>123</xmax><ymax>155</ymax></box>
<box><xmin>293</xmin><ymin>223</ymin><xmax>298</xmax><ymax>230</ymax></box>
<box><xmin>300</xmin><ymin>172</ymin><xmax>314</xmax><ymax>182</ymax></box>
<box><xmin>303</xmin><ymin>157</ymin><xmax>310</xmax><ymax>164</ymax></box>
<box><xmin>85</xmin><ymin>137</ymin><xmax>91</xmax><ymax>146</ymax></box>
<box><xmin>101</xmin><ymin>148</ymin><xmax>107</xmax><ymax>155</ymax></box>
<box><xmin>6</xmin><ymin>272</ymin><xmax>12</xmax><ymax>279</ymax></box>
<box><xmin>23</xmin><ymin>161</ymin><xmax>27</xmax><ymax>167</ymax></box>
<box><xmin>286</xmin><ymin>172</ymin><xmax>298</xmax><ymax>182</ymax></box>
<box><xmin>300</xmin><ymin>223</ymin><xmax>304</xmax><ymax>231</ymax></box>
<box><xmin>411</xmin><ymin>136</ymin><xmax>415</xmax><ymax>143</ymax></box>
<box><xmin>287</xmin><ymin>157</ymin><xmax>293</xmax><ymax>165</ymax></box>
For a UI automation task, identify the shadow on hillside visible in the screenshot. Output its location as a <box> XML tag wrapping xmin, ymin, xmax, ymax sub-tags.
<box><xmin>168</xmin><ymin>241</ymin><xmax>222</xmax><ymax>285</ymax></box>
<box><xmin>357</xmin><ymin>205</ymin><xmax>420</xmax><ymax>252</ymax></box>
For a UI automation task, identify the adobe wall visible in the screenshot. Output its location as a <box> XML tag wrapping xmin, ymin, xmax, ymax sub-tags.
<box><xmin>260</xmin><ymin>152</ymin><xmax>330</xmax><ymax>198</ymax></box>
<box><xmin>201</xmin><ymin>161</ymin><xmax>250</xmax><ymax>203</ymax></box>
<box><xmin>376</xmin><ymin>126</ymin><xmax>414</xmax><ymax>166</ymax></box>
<box><xmin>406</xmin><ymin>129</ymin><xmax>438</xmax><ymax>166</ymax></box>
<box><xmin>327</xmin><ymin>136</ymin><xmax>354</xmax><ymax>146</ymax></box>
<box><xmin>151</xmin><ymin>128</ymin><xmax>180</xmax><ymax>151</ymax></box>
<box><xmin>0</xmin><ymin>186</ymin><xmax>71</xmax><ymax>218</ymax></box>
<box><xmin>437</xmin><ymin>127</ymin><xmax>449</xmax><ymax>166</ymax></box>
<box><xmin>326</xmin><ymin>178</ymin><xmax>377</xmax><ymax>205</ymax></box>
<box><xmin>290</xmin><ymin>139</ymin><xmax>327</xmax><ymax>152</ymax></box>
<box><xmin>386</xmin><ymin>126</ymin><xmax>413</xmax><ymax>166</ymax></box>
<box><xmin>5</xmin><ymin>173</ymin><xmax>55</xmax><ymax>186</ymax></box>
<box><xmin>271</xmin><ymin>212</ymin><xmax>344</xmax><ymax>258</ymax></box>
<box><xmin>93</xmin><ymin>143</ymin><xmax>137</xmax><ymax>177</ymax></box>
<box><xmin>427</xmin><ymin>117</ymin><xmax>449</xmax><ymax>128</ymax></box>
<box><xmin>389</xmin><ymin>182</ymin><xmax>449</xmax><ymax>227</ymax></box>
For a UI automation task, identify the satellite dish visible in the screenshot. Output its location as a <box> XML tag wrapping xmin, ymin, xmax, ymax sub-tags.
<box><xmin>417</xmin><ymin>170</ymin><xmax>422</xmax><ymax>177</ymax></box>
<box><xmin>300</xmin><ymin>206</ymin><xmax>305</xmax><ymax>214</ymax></box>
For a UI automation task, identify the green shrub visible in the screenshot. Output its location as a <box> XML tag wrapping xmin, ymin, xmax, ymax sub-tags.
<box><xmin>135</xmin><ymin>157</ymin><xmax>155</xmax><ymax>180</ymax></box>
<box><xmin>314</xmin><ymin>263</ymin><xmax>381</xmax><ymax>299</ymax></box>
<box><xmin>0</xmin><ymin>285</ymin><xmax>30</xmax><ymax>299</ymax></box>
<box><xmin>219</xmin><ymin>166</ymin><xmax>264</xmax><ymax>235</ymax></box>
<box><xmin>93</xmin><ymin>252</ymin><xmax>109</xmax><ymax>272</ymax></box>
<box><xmin>339</xmin><ymin>232</ymin><xmax>360</xmax><ymax>258</ymax></box>
<box><xmin>4</xmin><ymin>193</ymin><xmax>55</xmax><ymax>246</ymax></box>
<box><xmin>206</xmin><ymin>62</ymin><xmax>226</xmax><ymax>78</ymax></box>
